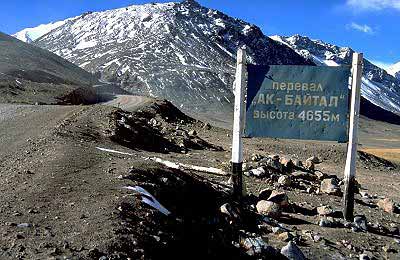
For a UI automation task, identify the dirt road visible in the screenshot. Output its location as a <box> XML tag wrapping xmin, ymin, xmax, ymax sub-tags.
<box><xmin>102</xmin><ymin>95</ymin><xmax>154</xmax><ymax>112</ymax></box>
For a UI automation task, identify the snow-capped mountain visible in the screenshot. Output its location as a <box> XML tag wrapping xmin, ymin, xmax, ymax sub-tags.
<box><xmin>28</xmin><ymin>0</ymin><xmax>310</xmax><ymax>120</ymax></box>
<box><xmin>271</xmin><ymin>35</ymin><xmax>400</xmax><ymax>120</ymax></box>
<box><xmin>388</xmin><ymin>62</ymin><xmax>400</xmax><ymax>80</ymax></box>
<box><xmin>13</xmin><ymin>17</ymin><xmax>78</xmax><ymax>43</ymax></box>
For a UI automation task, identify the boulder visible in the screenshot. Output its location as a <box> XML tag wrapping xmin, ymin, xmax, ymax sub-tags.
<box><xmin>320</xmin><ymin>178</ymin><xmax>341</xmax><ymax>195</ymax></box>
<box><xmin>317</xmin><ymin>205</ymin><xmax>334</xmax><ymax>216</ymax></box>
<box><xmin>292</xmin><ymin>171</ymin><xmax>316</xmax><ymax>181</ymax></box>
<box><xmin>248</xmin><ymin>167</ymin><xmax>267</xmax><ymax>178</ymax></box>
<box><xmin>292</xmin><ymin>159</ymin><xmax>303</xmax><ymax>167</ymax></box>
<box><xmin>280</xmin><ymin>157</ymin><xmax>294</xmax><ymax>169</ymax></box>
<box><xmin>256</xmin><ymin>200</ymin><xmax>281</xmax><ymax>218</ymax></box>
<box><xmin>240</xmin><ymin>237</ymin><xmax>268</xmax><ymax>256</ymax></box>
<box><xmin>203</xmin><ymin>122</ymin><xmax>211</xmax><ymax>130</ymax></box>
<box><xmin>278</xmin><ymin>175</ymin><xmax>292</xmax><ymax>187</ymax></box>
<box><xmin>319</xmin><ymin>218</ymin><xmax>334</xmax><ymax>228</ymax></box>
<box><xmin>305</xmin><ymin>160</ymin><xmax>315</xmax><ymax>171</ymax></box>
<box><xmin>306</xmin><ymin>187</ymin><xmax>316</xmax><ymax>194</ymax></box>
<box><xmin>220</xmin><ymin>203</ymin><xmax>240</xmax><ymax>220</ymax></box>
<box><xmin>267</xmin><ymin>161</ymin><xmax>282</xmax><ymax>173</ymax></box>
<box><xmin>272</xmin><ymin>226</ymin><xmax>286</xmax><ymax>234</ymax></box>
<box><xmin>359</xmin><ymin>253</ymin><xmax>371</xmax><ymax>260</ymax></box>
<box><xmin>307</xmin><ymin>156</ymin><xmax>321</xmax><ymax>164</ymax></box>
<box><xmin>382</xmin><ymin>245</ymin><xmax>396</xmax><ymax>253</ymax></box>
<box><xmin>251</xmin><ymin>153</ymin><xmax>263</xmax><ymax>162</ymax></box>
<box><xmin>359</xmin><ymin>191</ymin><xmax>369</xmax><ymax>198</ymax></box>
<box><xmin>377</xmin><ymin>198</ymin><xmax>397</xmax><ymax>213</ymax></box>
<box><xmin>268</xmin><ymin>191</ymin><xmax>289</xmax><ymax>208</ymax></box>
<box><xmin>149</xmin><ymin>118</ymin><xmax>160</xmax><ymax>127</ymax></box>
<box><xmin>353</xmin><ymin>215</ymin><xmax>367</xmax><ymax>232</ymax></box>
<box><xmin>188</xmin><ymin>129</ymin><xmax>197</xmax><ymax>136</ymax></box>
<box><xmin>280</xmin><ymin>241</ymin><xmax>306</xmax><ymax>260</ymax></box>
<box><xmin>315</xmin><ymin>171</ymin><xmax>326</xmax><ymax>180</ymax></box>
<box><xmin>278</xmin><ymin>232</ymin><xmax>293</xmax><ymax>242</ymax></box>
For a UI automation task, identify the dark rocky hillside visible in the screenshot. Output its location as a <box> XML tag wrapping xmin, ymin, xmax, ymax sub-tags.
<box><xmin>0</xmin><ymin>32</ymin><xmax>97</xmax><ymax>104</ymax></box>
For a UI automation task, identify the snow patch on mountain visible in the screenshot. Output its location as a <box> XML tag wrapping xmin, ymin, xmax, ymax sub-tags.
<box><xmin>270</xmin><ymin>35</ymin><xmax>400</xmax><ymax>116</ymax></box>
<box><xmin>13</xmin><ymin>17</ymin><xmax>77</xmax><ymax>43</ymax></box>
<box><xmin>388</xmin><ymin>62</ymin><xmax>400</xmax><ymax>80</ymax></box>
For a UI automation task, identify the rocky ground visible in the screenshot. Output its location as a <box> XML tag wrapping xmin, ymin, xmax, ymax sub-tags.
<box><xmin>0</xmin><ymin>98</ymin><xmax>399</xmax><ymax>260</ymax></box>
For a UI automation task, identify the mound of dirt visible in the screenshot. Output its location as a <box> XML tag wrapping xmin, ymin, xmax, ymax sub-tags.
<box><xmin>106</xmin><ymin>161</ymin><xmax>249</xmax><ymax>259</ymax></box>
<box><xmin>358</xmin><ymin>150</ymin><xmax>396</xmax><ymax>169</ymax></box>
<box><xmin>56</xmin><ymin>86</ymin><xmax>98</xmax><ymax>105</ymax></box>
<box><xmin>52</xmin><ymin>99</ymin><xmax>222</xmax><ymax>154</ymax></box>
<box><xmin>134</xmin><ymin>99</ymin><xmax>195</xmax><ymax>124</ymax></box>
<box><xmin>109</xmin><ymin>105</ymin><xmax>223</xmax><ymax>153</ymax></box>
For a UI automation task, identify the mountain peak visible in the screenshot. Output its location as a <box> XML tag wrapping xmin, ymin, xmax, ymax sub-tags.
<box><xmin>388</xmin><ymin>61</ymin><xmax>400</xmax><ymax>79</ymax></box>
<box><xmin>29</xmin><ymin>0</ymin><xmax>310</xmax><ymax>121</ymax></box>
<box><xmin>182</xmin><ymin>0</ymin><xmax>199</xmax><ymax>4</ymax></box>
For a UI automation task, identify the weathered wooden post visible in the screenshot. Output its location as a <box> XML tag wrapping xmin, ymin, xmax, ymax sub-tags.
<box><xmin>231</xmin><ymin>46</ymin><xmax>247</xmax><ymax>200</ymax></box>
<box><xmin>343</xmin><ymin>52</ymin><xmax>363</xmax><ymax>221</ymax></box>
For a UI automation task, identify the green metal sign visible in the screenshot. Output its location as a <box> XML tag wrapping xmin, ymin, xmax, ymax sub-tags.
<box><xmin>245</xmin><ymin>65</ymin><xmax>351</xmax><ymax>142</ymax></box>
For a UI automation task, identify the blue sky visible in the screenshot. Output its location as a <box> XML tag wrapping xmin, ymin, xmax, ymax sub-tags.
<box><xmin>1</xmin><ymin>0</ymin><xmax>399</xmax><ymax>67</ymax></box>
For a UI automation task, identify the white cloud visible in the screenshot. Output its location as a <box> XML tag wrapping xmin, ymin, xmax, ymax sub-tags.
<box><xmin>346</xmin><ymin>22</ymin><xmax>375</xmax><ymax>34</ymax></box>
<box><xmin>369</xmin><ymin>60</ymin><xmax>393</xmax><ymax>70</ymax></box>
<box><xmin>347</xmin><ymin>0</ymin><xmax>400</xmax><ymax>11</ymax></box>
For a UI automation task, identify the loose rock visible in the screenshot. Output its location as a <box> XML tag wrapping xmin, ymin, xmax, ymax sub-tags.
<box><xmin>281</xmin><ymin>241</ymin><xmax>306</xmax><ymax>260</ymax></box>
<box><xmin>251</xmin><ymin>153</ymin><xmax>263</xmax><ymax>162</ymax></box>
<box><xmin>280</xmin><ymin>157</ymin><xmax>294</xmax><ymax>170</ymax></box>
<box><xmin>307</xmin><ymin>156</ymin><xmax>321</xmax><ymax>164</ymax></box>
<box><xmin>272</xmin><ymin>226</ymin><xmax>286</xmax><ymax>234</ymax></box>
<box><xmin>256</xmin><ymin>200</ymin><xmax>281</xmax><ymax>218</ymax></box>
<box><xmin>17</xmin><ymin>223</ymin><xmax>32</xmax><ymax>228</ymax></box>
<box><xmin>317</xmin><ymin>205</ymin><xmax>334</xmax><ymax>216</ymax></box>
<box><xmin>292</xmin><ymin>159</ymin><xmax>303</xmax><ymax>167</ymax></box>
<box><xmin>203</xmin><ymin>122</ymin><xmax>211</xmax><ymax>130</ymax></box>
<box><xmin>267</xmin><ymin>155</ymin><xmax>283</xmax><ymax>172</ymax></box>
<box><xmin>319</xmin><ymin>218</ymin><xmax>334</xmax><ymax>228</ymax></box>
<box><xmin>278</xmin><ymin>232</ymin><xmax>293</xmax><ymax>242</ymax></box>
<box><xmin>292</xmin><ymin>171</ymin><xmax>316</xmax><ymax>181</ymax></box>
<box><xmin>320</xmin><ymin>178</ymin><xmax>341</xmax><ymax>195</ymax></box>
<box><xmin>220</xmin><ymin>203</ymin><xmax>240</xmax><ymax>221</ymax></box>
<box><xmin>149</xmin><ymin>118</ymin><xmax>160</xmax><ymax>127</ymax></box>
<box><xmin>278</xmin><ymin>175</ymin><xmax>291</xmax><ymax>187</ymax></box>
<box><xmin>353</xmin><ymin>215</ymin><xmax>368</xmax><ymax>232</ymax></box>
<box><xmin>315</xmin><ymin>171</ymin><xmax>326</xmax><ymax>180</ymax></box>
<box><xmin>305</xmin><ymin>160</ymin><xmax>315</xmax><ymax>171</ymax></box>
<box><xmin>377</xmin><ymin>198</ymin><xmax>397</xmax><ymax>213</ymax></box>
<box><xmin>240</xmin><ymin>237</ymin><xmax>268</xmax><ymax>256</ymax></box>
<box><xmin>267</xmin><ymin>191</ymin><xmax>289</xmax><ymax>208</ymax></box>
<box><xmin>359</xmin><ymin>253</ymin><xmax>371</xmax><ymax>260</ymax></box>
<box><xmin>188</xmin><ymin>130</ymin><xmax>197</xmax><ymax>136</ymax></box>
<box><xmin>248</xmin><ymin>167</ymin><xmax>267</xmax><ymax>178</ymax></box>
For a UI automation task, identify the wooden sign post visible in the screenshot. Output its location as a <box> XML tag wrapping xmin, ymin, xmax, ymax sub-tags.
<box><xmin>231</xmin><ymin>47</ymin><xmax>247</xmax><ymax>199</ymax></box>
<box><xmin>343</xmin><ymin>52</ymin><xmax>363</xmax><ymax>221</ymax></box>
<box><xmin>231</xmin><ymin>47</ymin><xmax>363</xmax><ymax>215</ymax></box>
